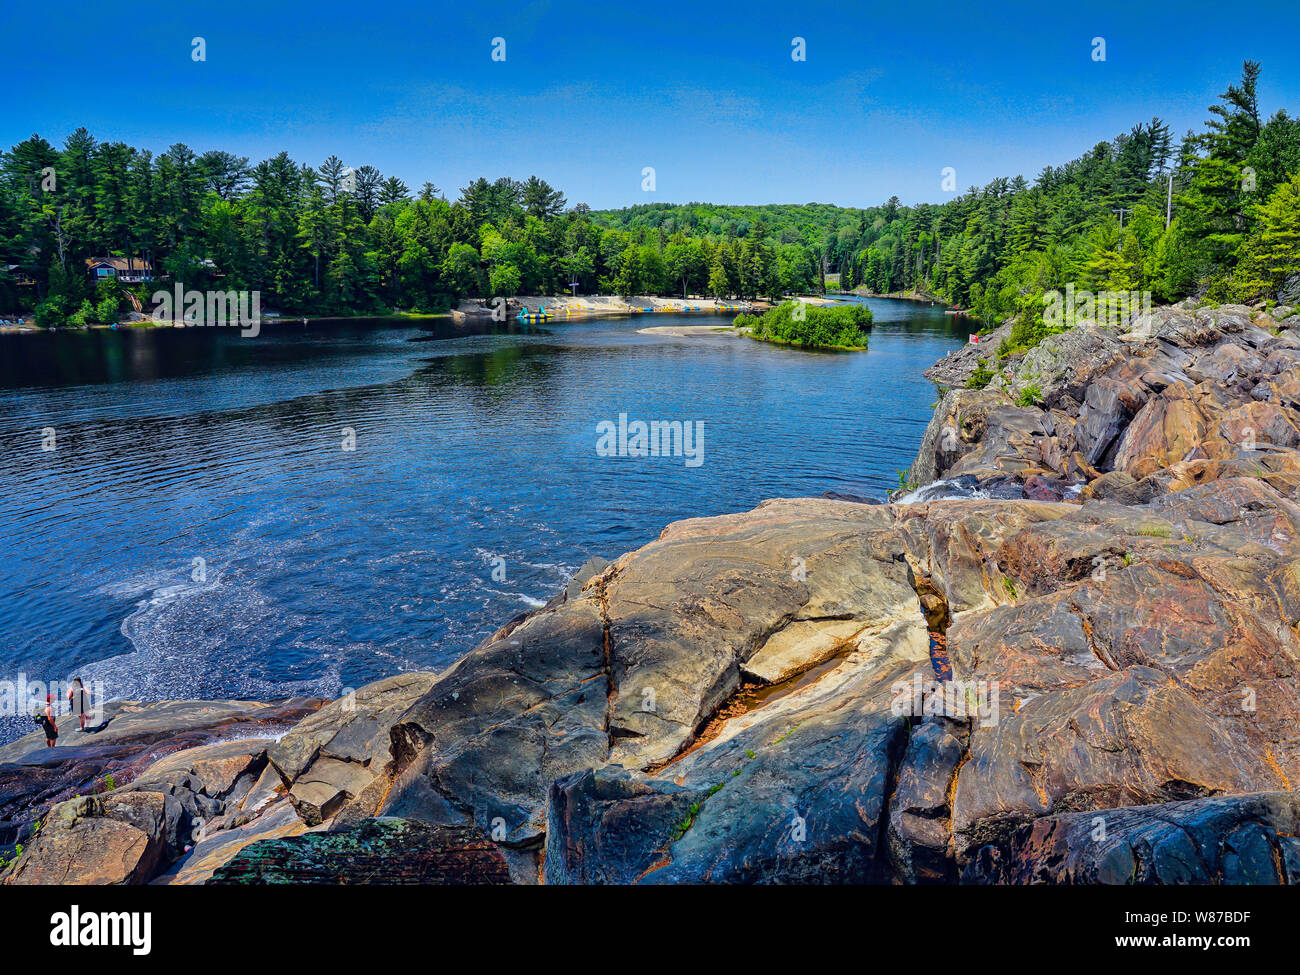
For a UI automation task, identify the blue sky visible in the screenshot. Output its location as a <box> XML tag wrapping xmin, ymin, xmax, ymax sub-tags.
<box><xmin>6</xmin><ymin>1</ymin><xmax>1298</xmax><ymax>209</ymax></box>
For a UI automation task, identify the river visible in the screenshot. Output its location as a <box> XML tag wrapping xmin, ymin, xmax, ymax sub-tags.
<box><xmin>0</xmin><ymin>297</ymin><xmax>965</xmax><ymax>742</ymax></box>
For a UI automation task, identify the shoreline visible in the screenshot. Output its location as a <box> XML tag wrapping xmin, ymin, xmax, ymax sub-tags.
<box><xmin>3</xmin><ymin>296</ymin><xmax>848</xmax><ymax>334</ymax></box>
<box><xmin>453</xmin><ymin>294</ymin><xmax>764</xmax><ymax>322</ymax></box>
<box><xmin>0</xmin><ymin>312</ymin><xmax>455</xmax><ymax>335</ymax></box>
<box><xmin>846</xmin><ymin>288</ymin><xmax>948</xmax><ymax>305</ymax></box>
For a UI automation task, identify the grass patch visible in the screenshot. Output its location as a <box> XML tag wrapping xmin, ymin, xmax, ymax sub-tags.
<box><xmin>1015</xmin><ymin>382</ymin><xmax>1043</xmax><ymax>407</ymax></box>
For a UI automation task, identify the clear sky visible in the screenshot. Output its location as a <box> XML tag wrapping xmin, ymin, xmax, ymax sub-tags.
<box><xmin>5</xmin><ymin>0</ymin><xmax>1298</xmax><ymax>209</ymax></box>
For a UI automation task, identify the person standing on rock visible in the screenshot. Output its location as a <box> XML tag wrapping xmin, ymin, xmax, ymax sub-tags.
<box><xmin>67</xmin><ymin>677</ymin><xmax>90</xmax><ymax>732</ymax></box>
<box><xmin>34</xmin><ymin>694</ymin><xmax>58</xmax><ymax>747</ymax></box>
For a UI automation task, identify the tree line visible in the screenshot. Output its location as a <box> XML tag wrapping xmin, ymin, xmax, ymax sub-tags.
<box><xmin>1</xmin><ymin>61</ymin><xmax>1296</xmax><ymax>332</ymax></box>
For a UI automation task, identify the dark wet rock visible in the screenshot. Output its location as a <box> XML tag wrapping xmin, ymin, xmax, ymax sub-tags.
<box><xmin>544</xmin><ymin>766</ymin><xmax>703</xmax><ymax>885</ymax></box>
<box><xmin>1021</xmin><ymin>474</ymin><xmax>1068</xmax><ymax>502</ymax></box>
<box><xmin>888</xmin><ymin>718</ymin><xmax>969</xmax><ymax>883</ymax></box>
<box><xmin>963</xmin><ymin>792</ymin><xmax>1300</xmax><ymax>884</ymax></box>
<box><xmin>1073</xmin><ymin>379</ymin><xmax>1129</xmax><ymax>466</ymax></box>
<box><xmin>208</xmin><ymin>817</ymin><xmax>511</xmax><ymax>885</ymax></box>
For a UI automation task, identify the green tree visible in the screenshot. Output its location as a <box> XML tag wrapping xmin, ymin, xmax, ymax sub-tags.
<box><xmin>1233</xmin><ymin>172</ymin><xmax>1300</xmax><ymax>300</ymax></box>
<box><xmin>490</xmin><ymin>263</ymin><xmax>521</xmax><ymax>298</ymax></box>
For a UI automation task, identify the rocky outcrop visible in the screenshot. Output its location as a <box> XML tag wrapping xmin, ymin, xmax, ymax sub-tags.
<box><xmin>913</xmin><ymin>302</ymin><xmax>1300</xmax><ymax>499</ymax></box>
<box><xmin>5</xmin><ymin>793</ymin><xmax>177</xmax><ymax>885</ymax></box>
<box><xmin>0</xmin><ymin>698</ymin><xmax>324</xmax><ymax>859</ymax></box>
<box><xmin>384</xmin><ymin>472</ymin><xmax>1297</xmax><ymax>884</ymax></box>
<box><xmin>267</xmin><ymin>671</ymin><xmax>439</xmax><ymax>827</ymax></box>
<box><xmin>379</xmin><ymin>498</ymin><xmax>935</xmax><ymax>881</ymax></box>
<box><xmin>4</xmin><ymin>302</ymin><xmax>1298</xmax><ymax>886</ymax></box>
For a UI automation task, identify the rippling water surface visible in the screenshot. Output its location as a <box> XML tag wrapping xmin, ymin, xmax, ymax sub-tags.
<box><xmin>0</xmin><ymin>298</ymin><xmax>964</xmax><ymax>742</ymax></box>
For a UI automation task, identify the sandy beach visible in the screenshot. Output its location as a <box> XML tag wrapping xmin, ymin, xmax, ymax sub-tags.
<box><xmin>453</xmin><ymin>294</ymin><xmax>761</xmax><ymax>321</ymax></box>
<box><xmin>636</xmin><ymin>323</ymin><xmax>744</xmax><ymax>337</ymax></box>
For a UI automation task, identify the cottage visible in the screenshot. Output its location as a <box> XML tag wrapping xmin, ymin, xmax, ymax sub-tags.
<box><xmin>85</xmin><ymin>257</ymin><xmax>154</xmax><ymax>284</ymax></box>
<box><xmin>3</xmin><ymin>264</ymin><xmax>37</xmax><ymax>287</ymax></box>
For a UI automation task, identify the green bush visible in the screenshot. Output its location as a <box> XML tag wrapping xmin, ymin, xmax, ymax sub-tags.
<box><xmin>95</xmin><ymin>295</ymin><xmax>121</xmax><ymax>324</ymax></box>
<box><xmin>967</xmin><ymin>360</ymin><xmax>995</xmax><ymax>389</ymax></box>
<box><xmin>1015</xmin><ymin>382</ymin><xmax>1043</xmax><ymax>407</ymax></box>
<box><xmin>68</xmin><ymin>300</ymin><xmax>94</xmax><ymax>327</ymax></box>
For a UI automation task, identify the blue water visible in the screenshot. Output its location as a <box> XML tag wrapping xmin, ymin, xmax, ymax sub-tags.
<box><xmin>0</xmin><ymin>298</ymin><xmax>963</xmax><ymax>743</ymax></box>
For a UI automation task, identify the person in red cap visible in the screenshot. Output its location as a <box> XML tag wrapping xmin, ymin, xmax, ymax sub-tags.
<box><xmin>35</xmin><ymin>694</ymin><xmax>59</xmax><ymax>747</ymax></box>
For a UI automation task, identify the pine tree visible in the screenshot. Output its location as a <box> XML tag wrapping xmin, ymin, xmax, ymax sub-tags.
<box><xmin>707</xmin><ymin>259</ymin><xmax>729</xmax><ymax>299</ymax></box>
<box><xmin>1233</xmin><ymin>173</ymin><xmax>1300</xmax><ymax>300</ymax></box>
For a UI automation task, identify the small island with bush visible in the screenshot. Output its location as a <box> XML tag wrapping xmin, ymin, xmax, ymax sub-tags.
<box><xmin>733</xmin><ymin>300</ymin><xmax>872</xmax><ymax>350</ymax></box>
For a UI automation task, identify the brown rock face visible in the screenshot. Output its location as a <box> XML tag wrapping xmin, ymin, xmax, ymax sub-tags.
<box><xmin>1112</xmin><ymin>384</ymin><xmax>1209</xmax><ymax>477</ymax></box>
<box><xmin>266</xmin><ymin>671</ymin><xmax>439</xmax><ymax>827</ymax></box>
<box><xmin>5</xmin><ymin>794</ymin><xmax>169</xmax><ymax>885</ymax></box>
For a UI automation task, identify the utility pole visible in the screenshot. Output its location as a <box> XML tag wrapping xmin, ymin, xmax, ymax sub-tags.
<box><xmin>1166</xmin><ymin>174</ymin><xmax>1173</xmax><ymax>230</ymax></box>
<box><xmin>1112</xmin><ymin>207</ymin><xmax>1131</xmax><ymax>230</ymax></box>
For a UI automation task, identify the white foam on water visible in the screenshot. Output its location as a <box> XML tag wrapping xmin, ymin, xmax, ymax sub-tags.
<box><xmin>895</xmin><ymin>478</ymin><xmax>997</xmax><ymax>504</ymax></box>
<box><xmin>82</xmin><ymin>559</ymin><xmax>344</xmax><ymax>709</ymax></box>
